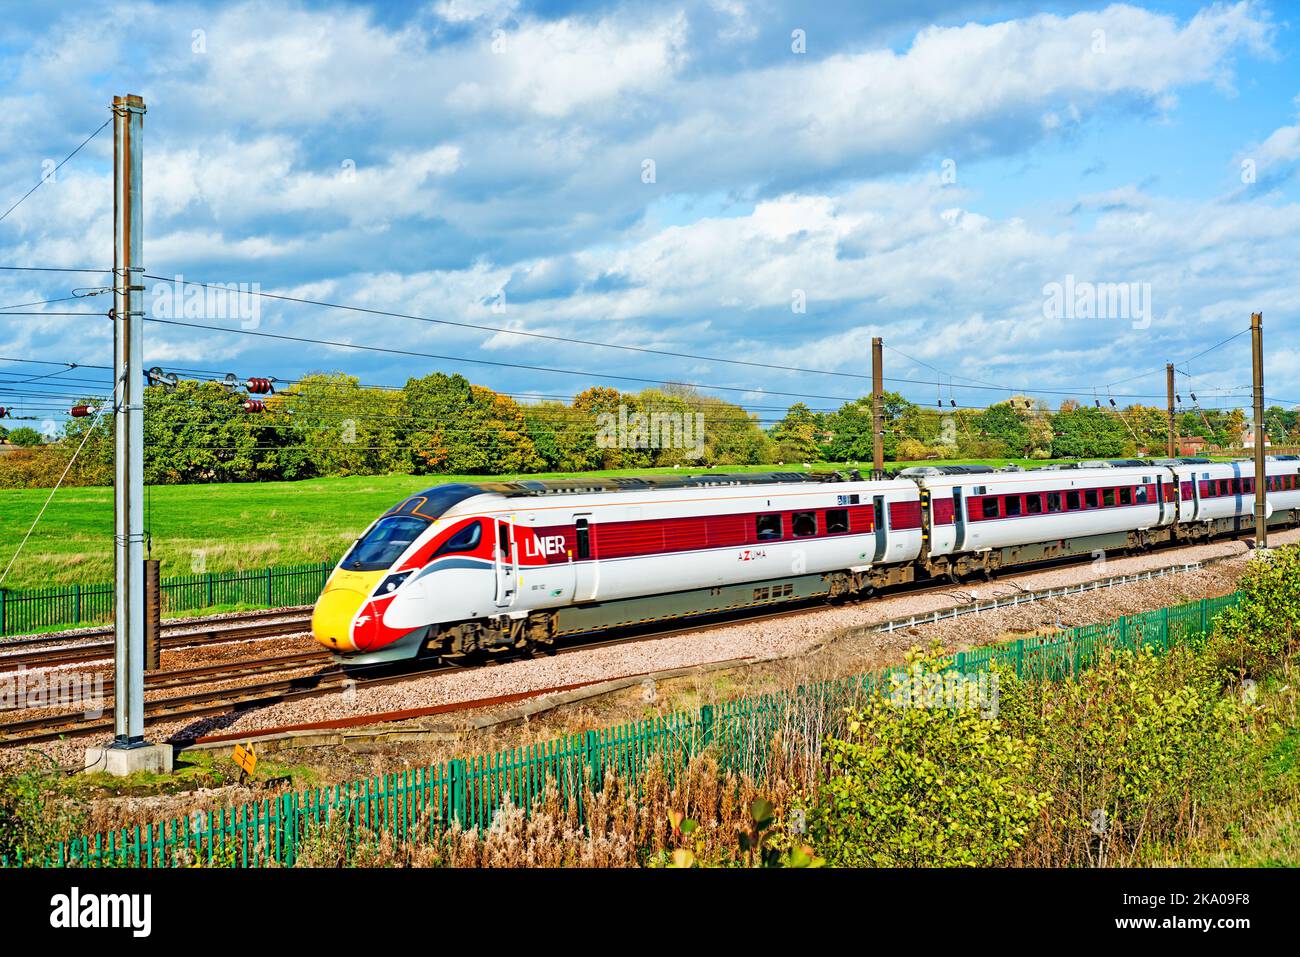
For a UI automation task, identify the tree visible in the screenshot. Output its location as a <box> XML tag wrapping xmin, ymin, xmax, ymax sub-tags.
<box><xmin>402</xmin><ymin>373</ymin><xmax>543</xmax><ymax>475</ymax></box>
<box><xmin>4</xmin><ymin>427</ymin><xmax>44</xmax><ymax>447</ymax></box>
<box><xmin>818</xmin><ymin>391</ymin><xmax>916</xmax><ymax>463</ymax></box>
<box><xmin>972</xmin><ymin>402</ymin><xmax>1030</xmax><ymax>457</ymax></box>
<box><xmin>273</xmin><ymin>373</ymin><xmax>406</xmax><ymax>479</ymax></box>
<box><xmin>1050</xmin><ymin>406</ymin><xmax>1128</xmax><ymax>459</ymax></box>
<box><xmin>142</xmin><ymin>380</ymin><xmax>275</xmax><ymax>484</ymax></box>
<box><xmin>769</xmin><ymin>402</ymin><xmax>823</xmax><ymax>463</ymax></box>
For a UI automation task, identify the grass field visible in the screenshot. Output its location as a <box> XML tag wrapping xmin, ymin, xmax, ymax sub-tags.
<box><xmin>0</xmin><ymin>457</ymin><xmax>1133</xmax><ymax>591</ymax></box>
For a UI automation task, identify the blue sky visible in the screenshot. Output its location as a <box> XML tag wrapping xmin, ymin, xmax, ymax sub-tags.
<box><xmin>1</xmin><ymin>0</ymin><xmax>1298</xmax><ymax>432</ymax></box>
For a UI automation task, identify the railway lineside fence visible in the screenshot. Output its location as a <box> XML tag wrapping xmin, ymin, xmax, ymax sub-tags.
<box><xmin>6</xmin><ymin>590</ymin><xmax>1241</xmax><ymax>868</ymax></box>
<box><xmin>0</xmin><ymin>560</ymin><xmax>336</xmax><ymax>636</ymax></box>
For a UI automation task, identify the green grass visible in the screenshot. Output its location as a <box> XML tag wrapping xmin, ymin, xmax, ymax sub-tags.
<box><xmin>74</xmin><ymin>749</ymin><xmax>321</xmax><ymax>799</ymax></box>
<box><xmin>0</xmin><ymin>457</ymin><xmax>1146</xmax><ymax>591</ymax></box>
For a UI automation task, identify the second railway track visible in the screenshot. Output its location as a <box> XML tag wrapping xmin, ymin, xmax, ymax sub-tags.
<box><xmin>0</xmin><ymin>612</ymin><xmax>314</xmax><ymax>673</ymax></box>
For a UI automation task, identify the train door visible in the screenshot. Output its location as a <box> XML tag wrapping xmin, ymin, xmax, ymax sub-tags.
<box><xmin>572</xmin><ymin>513</ymin><xmax>598</xmax><ymax>602</ymax></box>
<box><xmin>493</xmin><ymin>516</ymin><xmax>517</xmax><ymax>608</ymax></box>
<box><xmin>952</xmin><ymin>487</ymin><xmax>966</xmax><ymax>551</ymax></box>
<box><xmin>871</xmin><ymin>496</ymin><xmax>888</xmax><ymax>562</ymax></box>
<box><xmin>1156</xmin><ymin>477</ymin><xmax>1174</xmax><ymax>526</ymax></box>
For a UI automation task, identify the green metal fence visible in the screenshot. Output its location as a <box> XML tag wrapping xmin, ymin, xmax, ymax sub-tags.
<box><xmin>6</xmin><ymin>590</ymin><xmax>1241</xmax><ymax>868</ymax></box>
<box><xmin>0</xmin><ymin>560</ymin><xmax>337</xmax><ymax>637</ymax></box>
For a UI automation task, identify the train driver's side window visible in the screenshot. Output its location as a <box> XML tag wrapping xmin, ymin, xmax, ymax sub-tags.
<box><xmin>756</xmin><ymin>514</ymin><xmax>782</xmax><ymax>541</ymax></box>
<box><xmin>434</xmin><ymin>521</ymin><xmax>482</xmax><ymax>558</ymax></box>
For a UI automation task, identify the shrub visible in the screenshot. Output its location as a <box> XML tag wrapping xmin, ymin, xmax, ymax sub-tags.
<box><xmin>0</xmin><ymin>756</ymin><xmax>85</xmax><ymax>865</ymax></box>
<box><xmin>1002</xmin><ymin>645</ymin><xmax>1250</xmax><ymax>866</ymax></box>
<box><xmin>810</xmin><ymin>652</ymin><xmax>1050</xmax><ymax>866</ymax></box>
<box><xmin>1211</xmin><ymin>544</ymin><xmax>1300</xmax><ymax>678</ymax></box>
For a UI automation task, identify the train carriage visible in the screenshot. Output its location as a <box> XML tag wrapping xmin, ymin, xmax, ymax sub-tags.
<box><xmin>1169</xmin><ymin>457</ymin><xmax>1300</xmax><ymax>533</ymax></box>
<box><xmin>904</xmin><ymin>463</ymin><xmax>1178</xmax><ymax>580</ymax></box>
<box><xmin>313</xmin><ymin>457</ymin><xmax>1300</xmax><ymax>665</ymax></box>
<box><xmin>312</xmin><ymin>472</ymin><xmax>922</xmax><ymax>663</ymax></box>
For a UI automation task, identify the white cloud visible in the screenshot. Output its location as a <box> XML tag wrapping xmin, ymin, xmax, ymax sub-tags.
<box><xmin>433</xmin><ymin>0</ymin><xmax>519</xmax><ymax>24</ymax></box>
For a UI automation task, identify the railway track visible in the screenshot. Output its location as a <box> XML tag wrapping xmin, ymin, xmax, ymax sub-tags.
<box><xmin>0</xmin><ymin>533</ymin><xmax>1258</xmax><ymax>747</ymax></box>
<box><xmin>0</xmin><ymin>611</ymin><xmax>314</xmax><ymax>673</ymax></box>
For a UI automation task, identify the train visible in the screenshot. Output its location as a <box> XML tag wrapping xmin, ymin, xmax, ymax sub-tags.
<box><xmin>309</xmin><ymin>457</ymin><xmax>1300</xmax><ymax>664</ymax></box>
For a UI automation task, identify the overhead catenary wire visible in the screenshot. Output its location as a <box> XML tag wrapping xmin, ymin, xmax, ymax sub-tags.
<box><xmin>0</xmin><ymin>398</ymin><xmax>112</xmax><ymax>588</ymax></box>
<box><xmin>0</xmin><ymin>117</ymin><xmax>112</xmax><ymax>227</ymax></box>
<box><xmin>145</xmin><ymin>273</ymin><xmax>1194</xmax><ymax>401</ymax></box>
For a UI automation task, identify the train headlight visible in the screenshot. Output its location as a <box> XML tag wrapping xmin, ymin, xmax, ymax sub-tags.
<box><xmin>378</xmin><ymin>571</ymin><xmax>413</xmax><ymax>595</ymax></box>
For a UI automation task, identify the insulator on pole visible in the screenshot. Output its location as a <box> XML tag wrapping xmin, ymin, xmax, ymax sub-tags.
<box><xmin>0</xmin><ymin>407</ymin><xmax>10</xmax><ymax>419</ymax></box>
<box><xmin>70</xmin><ymin>405</ymin><xmax>95</xmax><ymax>418</ymax></box>
<box><xmin>243</xmin><ymin>399</ymin><xmax>265</xmax><ymax>413</ymax></box>
<box><xmin>246</xmin><ymin>377</ymin><xmax>275</xmax><ymax>395</ymax></box>
<box><xmin>146</xmin><ymin>366</ymin><xmax>178</xmax><ymax>389</ymax></box>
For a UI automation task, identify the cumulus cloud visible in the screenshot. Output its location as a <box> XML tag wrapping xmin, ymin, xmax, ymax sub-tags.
<box><xmin>0</xmin><ymin>0</ymin><xmax>1294</xmax><ymax>412</ymax></box>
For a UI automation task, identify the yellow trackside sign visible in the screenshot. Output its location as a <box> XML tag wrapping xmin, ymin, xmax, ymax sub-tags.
<box><xmin>233</xmin><ymin>743</ymin><xmax>257</xmax><ymax>777</ymax></box>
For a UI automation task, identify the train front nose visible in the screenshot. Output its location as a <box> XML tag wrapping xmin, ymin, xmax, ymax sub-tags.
<box><xmin>312</xmin><ymin>570</ymin><xmax>385</xmax><ymax>653</ymax></box>
<box><xmin>312</xmin><ymin>586</ymin><xmax>364</xmax><ymax>652</ymax></box>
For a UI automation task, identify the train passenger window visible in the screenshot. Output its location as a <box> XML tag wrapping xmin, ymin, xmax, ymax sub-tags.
<box><xmin>1085</xmin><ymin>489</ymin><xmax>1099</xmax><ymax>509</ymax></box>
<box><xmin>1119</xmin><ymin>487</ymin><xmax>1132</xmax><ymax>506</ymax></box>
<box><xmin>1102</xmin><ymin>489</ymin><xmax>1115</xmax><ymax>507</ymax></box>
<box><xmin>826</xmin><ymin>509</ymin><xmax>849</xmax><ymax>534</ymax></box>
<box><xmin>1066</xmin><ymin>491</ymin><xmax>1081</xmax><ymax>510</ymax></box>
<box><xmin>433</xmin><ymin>521</ymin><xmax>483</xmax><ymax>558</ymax></box>
<box><xmin>1026</xmin><ymin>495</ymin><xmax>1043</xmax><ymax>514</ymax></box>
<box><xmin>756</xmin><ymin>514</ymin><xmax>782</xmax><ymax>541</ymax></box>
<box><xmin>1004</xmin><ymin>496</ymin><xmax>1022</xmax><ymax>517</ymax></box>
<box><xmin>981</xmin><ymin>498</ymin><xmax>999</xmax><ymax>519</ymax></box>
<box><xmin>1134</xmin><ymin>486</ymin><xmax>1148</xmax><ymax>505</ymax></box>
<box><xmin>792</xmin><ymin>512</ymin><xmax>817</xmax><ymax>537</ymax></box>
<box><xmin>1047</xmin><ymin>493</ymin><xmax>1062</xmax><ymax>513</ymax></box>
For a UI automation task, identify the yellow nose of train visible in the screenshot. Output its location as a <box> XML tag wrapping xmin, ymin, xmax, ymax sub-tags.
<box><xmin>311</xmin><ymin>570</ymin><xmax>385</xmax><ymax>653</ymax></box>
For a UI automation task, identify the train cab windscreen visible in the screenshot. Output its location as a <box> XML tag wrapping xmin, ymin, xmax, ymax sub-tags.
<box><xmin>342</xmin><ymin>516</ymin><xmax>430</xmax><ymax>571</ymax></box>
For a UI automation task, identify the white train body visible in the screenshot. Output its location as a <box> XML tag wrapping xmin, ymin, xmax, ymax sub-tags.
<box><xmin>311</xmin><ymin>459</ymin><xmax>1300</xmax><ymax>663</ymax></box>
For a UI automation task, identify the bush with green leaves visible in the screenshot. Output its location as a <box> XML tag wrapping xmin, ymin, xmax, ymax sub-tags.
<box><xmin>998</xmin><ymin>644</ymin><xmax>1252</xmax><ymax>866</ymax></box>
<box><xmin>809</xmin><ymin>652</ymin><xmax>1050</xmax><ymax>867</ymax></box>
<box><xmin>0</xmin><ymin>756</ymin><xmax>84</xmax><ymax>866</ymax></box>
<box><xmin>1211</xmin><ymin>544</ymin><xmax>1300</xmax><ymax>679</ymax></box>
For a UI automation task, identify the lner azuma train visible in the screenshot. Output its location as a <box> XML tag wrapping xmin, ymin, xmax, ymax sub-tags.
<box><xmin>311</xmin><ymin>457</ymin><xmax>1300</xmax><ymax>664</ymax></box>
